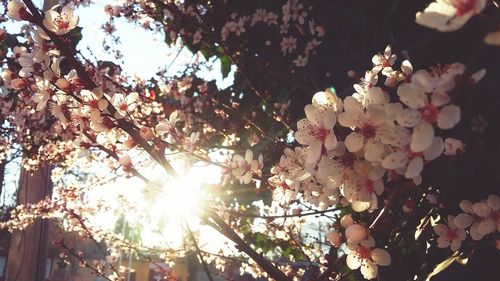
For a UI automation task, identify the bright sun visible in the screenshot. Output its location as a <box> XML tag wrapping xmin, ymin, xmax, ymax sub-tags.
<box><xmin>86</xmin><ymin>153</ymin><xmax>229</xmax><ymax>252</ymax></box>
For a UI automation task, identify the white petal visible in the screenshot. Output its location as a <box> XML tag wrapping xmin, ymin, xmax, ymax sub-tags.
<box><xmin>459</xmin><ymin>200</ymin><xmax>474</xmax><ymax>213</ymax></box>
<box><xmin>410</xmin><ymin>122</ymin><xmax>434</xmax><ymax>152</ymax></box>
<box><xmin>344</xmin><ymin>96</ymin><xmax>364</xmax><ymax>113</ymax></box>
<box><xmin>487</xmin><ymin>194</ymin><xmax>500</xmax><ymax>211</ymax></box>
<box><xmin>478</xmin><ymin>219</ymin><xmax>495</xmax><ymax>235</ymax></box>
<box><xmin>431</xmin><ymin>91</ymin><xmax>451</xmax><ymax>107</ymax></box>
<box><xmin>382</xmin><ymin>151</ymin><xmax>408</xmax><ymax>170</ymax></box>
<box><xmin>437</xmin><ymin>105</ymin><xmax>460</xmax><ymax>129</ymax></box>
<box><xmin>484</xmin><ymin>31</ymin><xmax>500</xmax><ymax>46</ymax></box>
<box><xmin>396</xmin><ymin>108</ymin><xmax>421</xmax><ymax>128</ymax></box>
<box><xmin>423</xmin><ymin>137</ymin><xmax>444</xmax><ymax>161</ymax></box>
<box><xmin>472</xmin><ymin>202</ymin><xmax>492</xmax><ymax>218</ymax></box>
<box><xmin>346</xmin><ymin>254</ymin><xmax>361</xmax><ymax>270</ymax></box>
<box><xmin>324</xmin><ymin>133</ymin><xmax>337</xmax><ymax>150</ymax></box>
<box><xmin>352</xmin><ymin>200</ymin><xmax>371</xmax><ymax>212</ymax></box>
<box><xmin>470</xmin><ymin>223</ymin><xmax>484</xmax><ymax>241</ymax></box>
<box><xmin>245</xmin><ymin>149</ymin><xmax>253</xmax><ymax>163</ymax></box>
<box><xmin>454</xmin><ymin>213</ymin><xmax>474</xmax><ymax>229</ymax></box>
<box><xmin>338</xmin><ymin>112</ymin><xmax>359</xmax><ymax>128</ymax></box>
<box><xmin>364</xmin><ymin>140</ymin><xmax>385</xmax><ymax>162</ymax></box>
<box><xmin>360</xmin><ymin>261</ymin><xmax>378</xmax><ymax>280</ymax></box>
<box><xmin>450</xmin><ymin>240</ymin><xmax>462</xmax><ymax>252</ymax></box>
<box><xmin>371</xmin><ymin>249</ymin><xmax>391</xmax><ymax>266</ymax></box>
<box><xmin>397</xmin><ymin>83</ymin><xmax>427</xmax><ymax>108</ymax></box>
<box><xmin>345</xmin><ymin>132</ymin><xmax>364</xmax><ymax>152</ymax></box>
<box><xmin>305</xmin><ymin>141</ymin><xmax>322</xmax><ymax>168</ymax></box>
<box><xmin>433</xmin><ymin>224</ymin><xmax>448</xmax><ymax>236</ymax></box>
<box><xmin>305</xmin><ymin>104</ymin><xmax>321</xmax><ymax>127</ymax></box>
<box><xmin>405</xmin><ymin>157</ymin><xmax>423</xmax><ymax>179</ymax></box>
<box><xmin>321</xmin><ymin>110</ymin><xmax>337</xmax><ymax>129</ymax></box>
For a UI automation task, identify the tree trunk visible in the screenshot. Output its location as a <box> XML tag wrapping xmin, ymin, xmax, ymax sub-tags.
<box><xmin>6</xmin><ymin>0</ymin><xmax>58</xmax><ymax>278</ymax></box>
<box><xmin>6</xmin><ymin>164</ymin><xmax>52</xmax><ymax>281</ymax></box>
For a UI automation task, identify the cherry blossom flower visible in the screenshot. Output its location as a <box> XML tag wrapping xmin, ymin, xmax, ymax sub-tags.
<box><xmin>293</xmin><ymin>55</ymin><xmax>308</xmax><ymax>67</ymax></box>
<box><xmin>381</xmin><ymin>136</ymin><xmax>444</xmax><ymax>179</ymax></box>
<box><xmin>345</xmin><ymin>236</ymin><xmax>391</xmax><ymax>280</ymax></box>
<box><xmin>326</xmin><ymin>229</ymin><xmax>342</xmax><ymax>246</ymax></box>
<box><xmin>280</xmin><ymin>36</ymin><xmax>297</xmax><ymax>55</ymax></box>
<box><xmin>443</xmin><ymin>138</ymin><xmax>465</xmax><ymax>156</ymax></box>
<box><xmin>372</xmin><ymin>45</ymin><xmax>397</xmax><ymax>75</ymax></box>
<box><xmin>396</xmin><ymin>67</ymin><xmax>462</xmax><ymax>152</ymax></box>
<box><xmin>7</xmin><ymin>0</ymin><xmax>31</xmax><ymax>21</ymax></box>
<box><xmin>416</xmin><ymin>0</ymin><xmax>487</xmax><ymax>32</ymax></box>
<box><xmin>384</xmin><ymin>60</ymin><xmax>413</xmax><ymax>87</ymax></box>
<box><xmin>43</xmin><ymin>5</ymin><xmax>80</xmax><ymax>35</ymax></box>
<box><xmin>295</xmin><ymin>92</ymin><xmax>338</xmax><ymax>168</ymax></box>
<box><xmin>110</xmin><ymin>92</ymin><xmax>138</xmax><ymax>119</ymax></box>
<box><xmin>231</xmin><ymin>149</ymin><xmax>263</xmax><ymax>185</ymax></box>
<box><xmin>434</xmin><ymin>215</ymin><xmax>467</xmax><ymax>251</ymax></box>
<box><xmin>338</xmin><ymin>97</ymin><xmax>391</xmax><ymax>162</ymax></box>
<box><xmin>454</xmin><ymin>195</ymin><xmax>500</xmax><ymax>240</ymax></box>
<box><xmin>155</xmin><ymin>111</ymin><xmax>179</xmax><ymax>139</ymax></box>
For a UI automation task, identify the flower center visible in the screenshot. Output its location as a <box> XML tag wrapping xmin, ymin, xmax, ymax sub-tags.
<box><xmin>359</xmin><ymin>124</ymin><xmax>376</xmax><ymax>139</ymax></box>
<box><xmin>313</xmin><ymin>127</ymin><xmax>330</xmax><ymax>141</ymax></box>
<box><xmin>356</xmin><ymin>246</ymin><xmax>372</xmax><ymax>260</ymax></box>
<box><xmin>119</xmin><ymin>103</ymin><xmax>128</xmax><ymax>112</ymax></box>
<box><xmin>419</xmin><ymin>104</ymin><xmax>439</xmax><ymax>123</ymax></box>
<box><xmin>449</xmin><ymin>0</ymin><xmax>478</xmax><ymax>17</ymax></box>
<box><xmin>361</xmin><ymin>179</ymin><xmax>374</xmax><ymax>193</ymax></box>
<box><xmin>446</xmin><ymin>228</ymin><xmax>458</xmax><ymax>240</ymax></box>
<box><xmin>340</xmin><ymin>153</ymin><xmax>355</xmax><ymax>168</ymax></box>
<box><xmin>54</xmin><ymin>15</ymin><xmax>70</xmax><ymax>30</ymax></box>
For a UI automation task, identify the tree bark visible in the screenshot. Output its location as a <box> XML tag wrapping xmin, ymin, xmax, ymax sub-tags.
<box><xmin>6</xmin><ymin>164</ymin><xmax>52</xmax><ymax>281</ymax></box>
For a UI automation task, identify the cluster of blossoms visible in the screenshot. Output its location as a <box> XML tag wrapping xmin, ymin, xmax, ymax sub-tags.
<box><xmin>434</xmin><ymin>194</ymin><xmax>500</xmax><ymax>251</ymax></box>
<box><xmin>272</xmin><ymin>45</ymin><xmax>467</xmax><ymax>211</ymax></box>
<box><xmin>221</xmin><ymin>0</ymin><xmax>325</xmax><ymax>67</ymax></box>
<box><xmin>326</xmin><ymin>216</ymin><xmax>391</xmax><ymax>280</ymax></box>
<box><xmin>2</xmin><ymin>2</ymin><xmax>221</xmax><ymax>175</ymax></box>
<box><xmin>268</xmin><ymin>45</ymin><xmax>479</xmax><ymax>278</ymax></box>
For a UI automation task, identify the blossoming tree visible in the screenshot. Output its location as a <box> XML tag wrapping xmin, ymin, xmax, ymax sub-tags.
<box><xmin>0</xmin><ymin>0</ymin><xmax>499</xmax><ymax>280</ymax></box>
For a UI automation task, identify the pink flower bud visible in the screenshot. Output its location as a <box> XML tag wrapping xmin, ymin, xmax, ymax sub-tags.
<box><xmin>345</xmin><ymin>224</ymin><xmax>367</xmax><ymax>243</ymax></box>
<box><xmin>340</xmin><ymin>214</ymin><xmax>354</xmax><ymax>228</ymax></box>
<box><xmin>139</xmin><ymin>126</ymin><xmax>154</xmax><ymax>140</ymax></box>
<box><xmin>123</xmin><ymin>138</ymin><xmax>136</xmax><ymax>149</ymax></box>
<box><xmin>444</xmin><ymin>138</ymin><xmax>465</xmax><ymax>156</ymax></box>
<box><xmin>326</xmin><ymin>229</ymin><xmax>342</xmax><ymax>246</ymax></box>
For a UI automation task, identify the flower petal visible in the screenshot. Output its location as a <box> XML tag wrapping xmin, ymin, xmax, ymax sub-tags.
<box><xmin>437</xmin><ymin>104</ymin><xmax>460</xmax><ymax>129</ymax></box>
<box><xmin>423</xmin><ymin>137</ymin><xmax>444</xmax><ymax>161</ymax></box>
<box><xmin>411</xmin><ymin>122</ymin><xmax>434</xmax><ymax>152</ymax></box>
<box><xmin>345</xmin><ymin>132</ymin><xmax>364</xmax><ymax>153</ymax></box>
<box><xmin>371</xmin><ymin>249</ymin><xmax>391</xmax><ymax>266</ymax></box>
<box><xmin>405</xmin><ymin>157</ymin><xmax>423</xmax><ymax>179</ymax></box>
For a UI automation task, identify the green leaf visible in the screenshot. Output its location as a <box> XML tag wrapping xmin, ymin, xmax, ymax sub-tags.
<box><xmin>220</xmin><ymin>55</ymin><xmax>232</xmax><ymax>78</ymax></box>
<box><xmin>67</xmin><ymin>26</ymin><xmax>83</xmax><ymax>48</ymax></box>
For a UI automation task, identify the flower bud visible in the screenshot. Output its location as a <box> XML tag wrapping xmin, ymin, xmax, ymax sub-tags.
<box><xmin>326</xmin><ymin>229</ymin><xmax>342</xmax><ymax>246</ymax></box>
<box><xmin>345</xmin><ymin>224</ymin><xmax>367</xmax><ymax>243</ymax></box>
<box><xmin>340</xmin><ymin>214</ymin><xmax>354</xmax><ymax>228</ymax></box>
<box><xmin>123</xmin><ymin>138</ymin><xmax>137</xmax><ymax>149</ymax></box>
<box><xmin>140</xmin><ymin>126</ymin><xmax>154</xmax><ymax>140</ymax></box>
<box><xmin>56</xmin><ymin>78</ymin><xmax>72</xmax><ymax>92</ymax></box>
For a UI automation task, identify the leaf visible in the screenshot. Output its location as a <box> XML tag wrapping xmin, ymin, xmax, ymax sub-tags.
<box><xmin>67</xmin><ymin>26</ymin><xmax>83</xmax><ymax>48</ymax></box>
<box><xmin>220</xmin><ymin>55</ymin><xmax>232</xmax><ymax>78</ymax></box>
<box><xmin>425</xmin><ymin>252</ymin><xmax>459</xmax><ymax>281</ymax></box>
